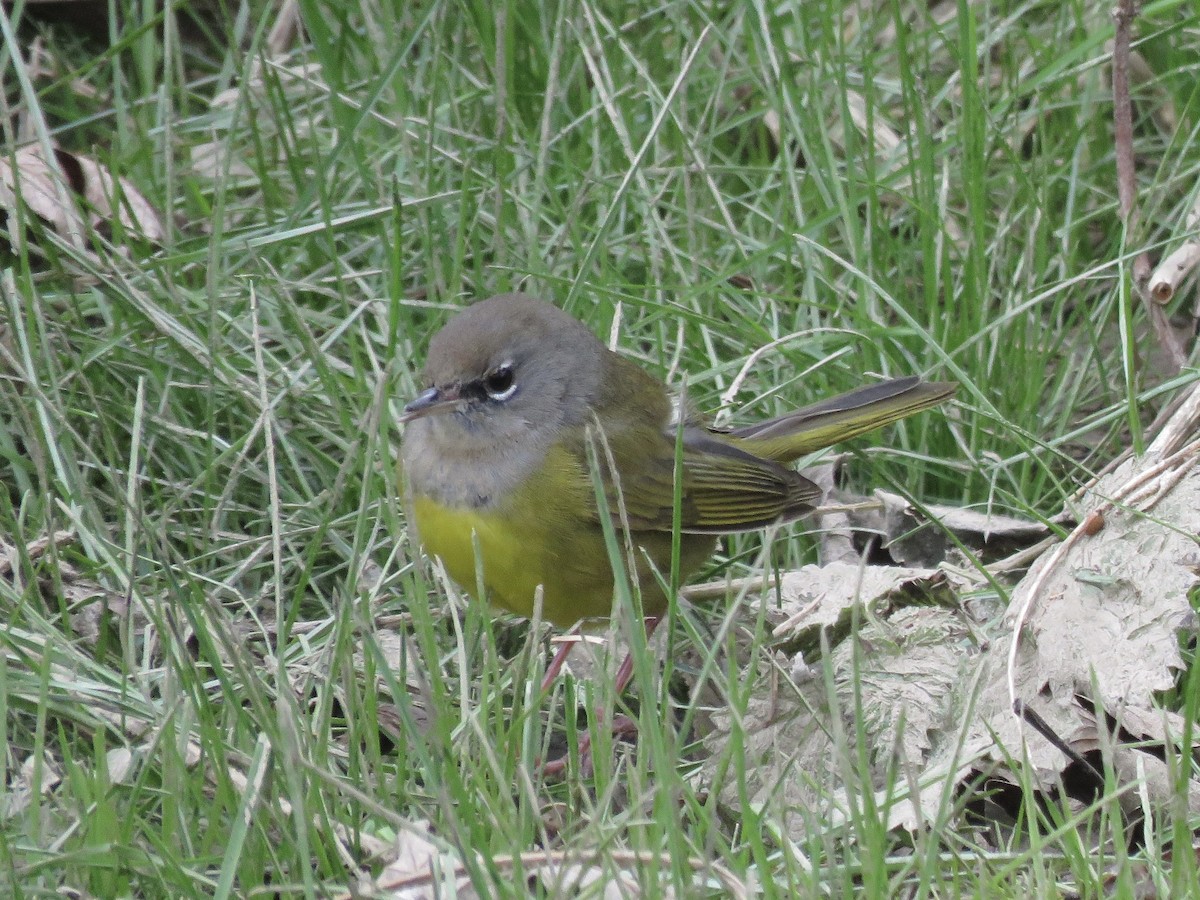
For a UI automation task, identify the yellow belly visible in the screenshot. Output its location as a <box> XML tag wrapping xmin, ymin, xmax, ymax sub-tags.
<box><xmin>407</xmin><ymin>437</ymin><xmax>718</xmax><ymax>626</ymax></box>
<box><xmin>411</xmin><ymin>494</ymin><xmax>618</xmax><ymax>626</ymax></box>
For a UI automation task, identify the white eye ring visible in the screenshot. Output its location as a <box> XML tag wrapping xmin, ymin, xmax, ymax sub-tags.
<box><xmin>483</xmin><ymin>362</ymin><xmax>517</xmax><ymax>401</ymax></box>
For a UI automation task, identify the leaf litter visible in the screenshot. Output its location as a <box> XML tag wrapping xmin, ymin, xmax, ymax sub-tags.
<box><xmin>695</xmin><ymin>451</ymin><xmax>1200</xmax><ymax>841</ymax></box>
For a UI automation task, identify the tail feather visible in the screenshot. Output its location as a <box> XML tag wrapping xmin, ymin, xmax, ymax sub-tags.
<box><xmin>727</xmin><ymin>377</ymin><xmax>955</xmax><ymax>463</ymax></box>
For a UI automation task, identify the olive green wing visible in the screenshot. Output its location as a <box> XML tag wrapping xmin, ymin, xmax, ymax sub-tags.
<box><xmin>599</xmin><ymin>426</ymin><xmax>821</xmax><ymax>535</ymax></box>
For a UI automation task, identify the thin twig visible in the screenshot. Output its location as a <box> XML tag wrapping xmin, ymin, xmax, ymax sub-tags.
<box><xmin>1148</xmin><ymin>195</ymin><xmax>1200</xmax><ymax>304</ymax></box>
<box><xmin>810</xmin><ymin>464</ymin><xmax>860</xmax><ymax>566</ymax></box>
<box><xmin>1112</xmin><ymin>0</ymin><xmax>1186</xmax><ymax>370</ymax></box>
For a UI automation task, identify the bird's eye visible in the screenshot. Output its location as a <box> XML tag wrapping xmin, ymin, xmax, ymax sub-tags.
<box><xmin>483</xmin><ymin>364</ymin><xmax>516</xmax><ymax>401</ymax></box>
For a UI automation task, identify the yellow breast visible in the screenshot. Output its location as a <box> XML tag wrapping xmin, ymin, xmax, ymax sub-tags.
<box><xmin>408</xmin><ymin>446</ymin><xmax>619</xmax><ymax>626</ymax></box>
<box><xmin>412</xmin><ymin>496</ymin><xmax>539</xmax><ymax>613</ymax></box>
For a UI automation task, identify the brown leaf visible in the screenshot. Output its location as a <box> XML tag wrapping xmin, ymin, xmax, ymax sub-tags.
<box><xmin>0</xmin><ymin>146</ymin><xmax>83</xmax><ymax>241</ymax></box>
<box><xmin>0</xmin><ymin>144</ymin><xmax>164</xmax><ymax>253</ymax></box>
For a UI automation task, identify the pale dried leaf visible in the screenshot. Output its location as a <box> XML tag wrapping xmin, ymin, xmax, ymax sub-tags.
<box><xmin>0</xmin><ymin>529</ymin><xmax>84</xmax><ymax>587</ymax></box>
<box><xmin>877</xmin><ymin>745</ymin><xmax>993</xmax><ymax>833</ymax></box>
<box><xmin>105</xmin><ymin>747</ymin><xmax>135</xmax><ymax>784</ymax></box>
<box><xmin>700</xmin><ymin>681</ymin><xmax>841</xmax><ymax>833</ymax></box>
<box><xmin>211</xmin><ymin>60</ymin><xmax>324</xmax><ymax>108</ymax></box>
<box><xmin>0</xmin><ymin>146</ymin><xmax>83</xmax><ymax>239</ymax></box>
<box><xmin>871</xmin><ymin>0</ymin><xmax>957</xmax><ymax>47</ymax></box>
<box><xmin>1</xmin><ymin>752</ymin><xmax>61</xmax><ymax>820</ymax></box>
<box><xmin>886</xmin><ymin>454</ymin><xmax>1200</xmax><ymax>825</ymax></box>
<box><xmin>1007</xmin><ymin>455</ymin><xmax>1196</xmax><ymax>706</ymax></box>
<box><xmin>810</xmin><ymin>464</ymin><xmax>858</xmax><ymax>565</ymax></box>
<box><xmin>373</xmin><ymin>820</ymin><xmax>473</xmax><ymax>899</ymax></box>
<box><xmin>832</xmin><ymin>606</ymin><xmax>974</xmax><ymax>765</ymax></box>
<box><xmin>847</xmin><ymin>489</ymin><xmax>1047</xmax><ymax>567</ymax></box>
<box><xmin>701</xmin><ymin>581</ymin><xmax>973</xmax><ymax>837</ymax></box>
<box><xmin>1112</xmin><ymin>747</ymin><xmax>1200</xmax><ymax>819</ymax></box>
<box><xmin>0</xmin><ymin>145</ymin><xmax>163</xmax><ymax>248</ymax></box>
<box><xmin>70</xmin><ymin>152</ymin><xmax>164</xmax><ymax>241</ymax></box>
<box><xmin>25</xmin><ymin>36</ymin><xmax>99</xmax><ymax>99</ymax></box>
<box><xmin>190</xmin><ymin>140</ymin><xmax>256</xmax><ymax>181</ymax></box>
<box><xmin>528</xmin><ymin>862</ymin><xmax>642</xmax><ymax>899</ymax></box>
<box><xmin>769</xmin><ymin>561</ymin><xmax>950</xmax><ymax>643</ymax></box>
<box><xmin>828</xmin><ymin>605</ymin><xmax>994</xmax><ymax>833</ymax></box>
<box><xmin>711</xmin><ymin>564</ymin><xmax>962</xmax><ymax>824</ymax></box>
<box><xmin>1071</xmin><ymin>708</ymin><xmax>1200</xmax><ymax>820</ymax></box>
<box><xmin>1110</xmin><ymin>704</ymin><xmax>1195</xmax><ymax>750</ymax></box>
<box><xmin>708</xmin><ymin>452</ymin><xmax>1200</xmax><ymax>838</ymax></box>
<box><xmin>63</xmin><ymin>573</ymin><xmax>132</xmax><ymax>648</ymax></box>
<box><xmin>905</xmin><ymin>498</ymin><xmax>1046</xmax><ymax>543</ymax></box>
<box><xmin>390</xmin><ymin>823</ymin><xmax>440</xmax><ymax>875</ymax></box>
<box><xmin>353</xmin><ymin>630</ymin><xmax>433</xmax><ymax>736</ymax></box>
<box><xmin>0</xmin><ymin>530</ymin><xmax>127</xmax><ymax>648</ymax></box>
<box><xmin>844</xmin><ymin>89</ymin><xmax>902</xmax><ymax>158</ymax></box>
<box><xmin>356</xmin><ymin>629</ymin><xmax>422</xmax><ymax>687</ymax></box>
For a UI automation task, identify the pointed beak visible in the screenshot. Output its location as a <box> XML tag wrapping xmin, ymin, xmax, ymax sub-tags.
<box><xmin>400</xmin><ymin>385</ymin><xmax>462</xmax><ymax>423</ymax></box>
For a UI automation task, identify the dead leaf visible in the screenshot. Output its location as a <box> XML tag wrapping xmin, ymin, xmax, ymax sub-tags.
<box><xmin>365</xmin><ymin>829</ymin><xmax>685</xmax><ymax>900</ymax></box>
<box><xmin>210</xmin><ymin>59</ymin><xmax>324</xmax><ymax>109</ymax></box>
<box><xmin>988</xmin><ymin>456</ymin><xmax>1198</xmax><ymax>766</ymax></box>
<box><xmin>698</xmin><ymin>565</ymin><xmax>974</xmax><ymax>837</ymax></box>
<box><xmin>0</xmin><ymin>529</ymin><xmax>75</xmax><ymax>576</ymax></box>
<box><xmin>0</xmin><ymin>752</ymin><xmax>61</xmax><ymax>820</ymax></box>
<box><xmin>884</xmin><ymin>453</ymin><xmax>1200</xmax><ymax>829</ymax></box>
<box><xmin>0</xmin><ymin>146</ymin><xmax>82</xmax><ymax>242</ymax></box>
<box><xmin>842</xmin><ymin>489</ymin><xmax>1048</xmax><ymax>567</ymax></box>
<box><xmin>527</xmin><ymin>862</ymin><xmax>642</xmax><ymax>898</ymax></box>
<box><xmin>768</xmin><ymin>561</ymin><xmax>952</xmax><ymax>648</ymax></box>
<box><xmin>105</xmin><ymin>747</ymin><xmax>135</xmax><ymax>784</ymax></box>
<box><xmin>699</xmin><ymin>451</ymin><xmax>1200</xmax><ymax>842</ymax></box>
<box><xmin>0</xmin><ymin>529</ymin><xmax>129</xmax><ymax>649</ymax></box>
<box><xmin>69</xmin><ymin>151</ymin><xmax>163</xmax><ymax>241</ymax></box>
<box><xmin>368</xmin><ymin>820</ymin><xmax>474</xmax><ymax>899</ymax></box>
<box><xmin>189</xmin><ymin>140</ymin><xmax>256</xmax><ymax>181</ymax></box>
<box><xmin>0</xmin><ymin>145</ymin><xmax>164</xmax><ymax>253</ymax></box>
<box><xmin>831</xmin><ymin>606</ymin><xmax>975</xmax><ymax>767</ymax></box>
<box><xmin>1073</xmin><ymin>708</ymin><xmax>1200</xmax><ymax>821</ymax></box>
<box><xmin>700</xmin><ymin>680</ymin><xmax>843</xmax><ymax>838</ymax></box>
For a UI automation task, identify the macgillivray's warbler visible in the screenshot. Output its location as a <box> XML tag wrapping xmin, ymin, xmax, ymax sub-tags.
<box><xmin>401</xmin><ymin>293</ymin><xmax>954</xmax><ymax>767</ymax></box>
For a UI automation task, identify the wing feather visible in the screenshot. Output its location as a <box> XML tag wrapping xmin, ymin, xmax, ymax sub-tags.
<box><xmin>601</xmin><ymin>426</ymin><xmax>820</xmax><ymax>534</ymax></box>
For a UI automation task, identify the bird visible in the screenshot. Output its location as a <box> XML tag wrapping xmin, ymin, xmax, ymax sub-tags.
<box><xmin>401</xmin><ymin>292</ymin><xmax>954</xmax><ymax>769</ymax></box>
